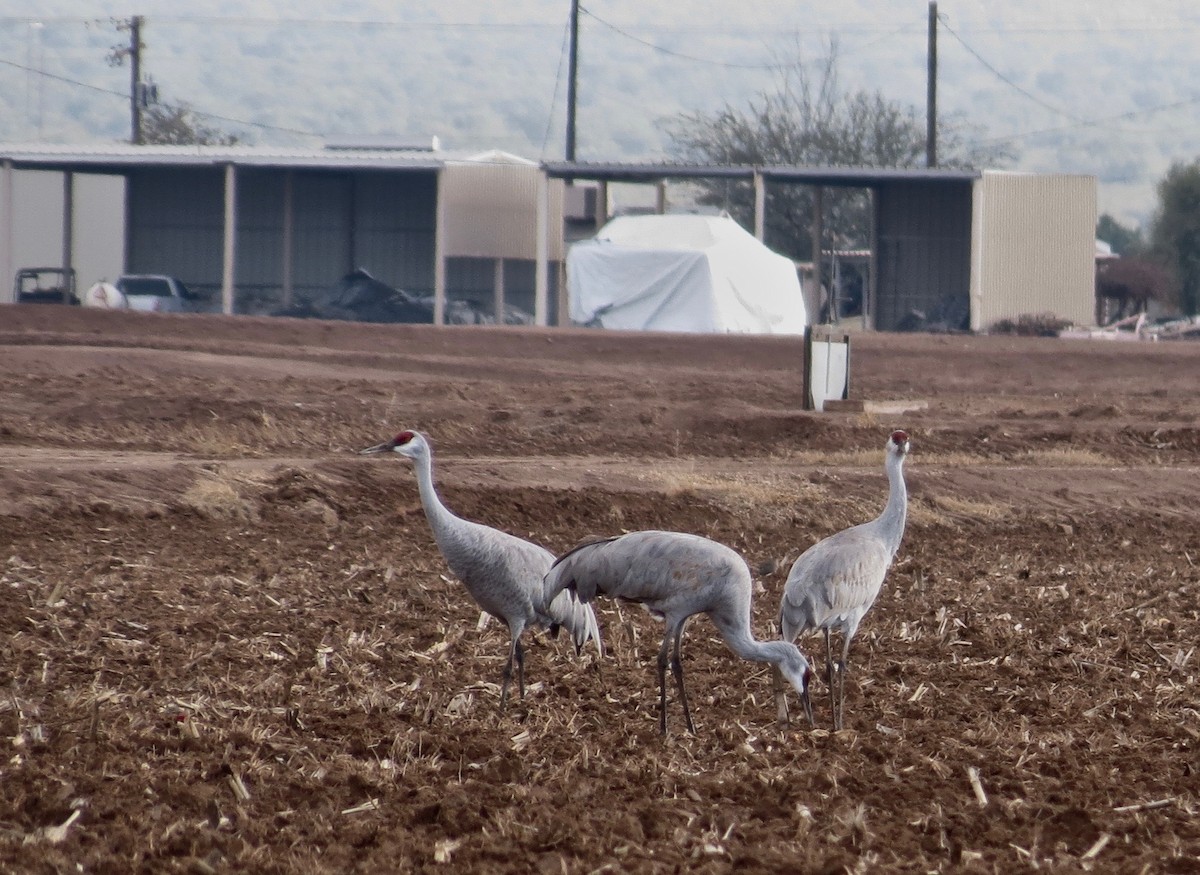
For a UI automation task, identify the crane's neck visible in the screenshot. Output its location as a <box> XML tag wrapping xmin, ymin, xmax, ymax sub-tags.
<box><xmin>877</xmin><ymin>451</ymin><xmax>908</xmax><ymax>556</ymax></box>
<box><xmin>410</xmin><ymin>451</ymin><xmax>461</xmax><ymax>540</ymax></box>
<box><xmin>715</xmin><ymin>616</ymin><xmax>794</xmax><ymax>668</ymax></box>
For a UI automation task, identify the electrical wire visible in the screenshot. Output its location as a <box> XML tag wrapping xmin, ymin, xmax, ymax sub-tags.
<box><xmin>578</xmin><ymin>5</ymin><xmax>780</xmax><ymax>70</ymax></box>
<box><xmin>939</xmin><ymin>19</ymin><xmax>1085</xmax><ymax>123</ymax></box>
<box><xmin>0</xmin><ymin>55</ymin><xmax>324</xmax><ymax>139</ymax></box>
<box><xmin>539</xmin><ymin>14</ymin><xmax>572</xmax><ymax>159</ymax></box>
<box><xmin>972</xmin><ymin>94</ymin><xmax>1200</xmax><ymax>146</ymax></box>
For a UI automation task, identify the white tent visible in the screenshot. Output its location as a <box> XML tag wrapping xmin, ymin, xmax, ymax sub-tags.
<box><xmin>566</xmin><ymin>214</ymin><xmax>807</xmax><ymax>334</ymax></box>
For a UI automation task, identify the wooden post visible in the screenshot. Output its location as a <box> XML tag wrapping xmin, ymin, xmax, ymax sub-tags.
<box><xmin>281</xmin><ymin>171</ymin><xmax>294</xmax><ymax>308</ymax></box>
<box><xmin>433</xmin><ymin>168</ymin><xmax>446</xmax><ymax>326</ymax></box>
<box><xmin>754</xmin><ymin>170</ymin><xmax>765</xmax><ymax>241</ymax></box>
<box><xmin>493</xmin><ymin>257</ymin><xmax>505</xmax><ymax>323</ymax></box>
<box><xmin>1</xmin><ymin>160</ymin><xmax>13</xmax><ymax>303</ymax></box>
<box><xmin>811</xmin><ymin>186</ymin><xmax>824</xmax><ymax>319</ymax></box>
<box><xmin>221</xmin><ymin>163</ymin><xmax>237</xmax><ymax>315</ymax></box>
<box><xmin>61</xmin><ymin>171</ymin><xmax>74</xmax><ymax>303</ymax></box>
<box><xmin>534</xmin><ymin>171</ymin><xmax>548</xmax><ymax>325</ymax></box>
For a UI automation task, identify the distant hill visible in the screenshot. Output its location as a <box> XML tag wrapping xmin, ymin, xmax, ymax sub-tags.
<box><xmin>3</xmin><ymin>1</ymin><xmax>1199</xmax><ymax>226</ymax></box>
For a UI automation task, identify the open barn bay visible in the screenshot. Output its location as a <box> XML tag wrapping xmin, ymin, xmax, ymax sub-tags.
<box><xmin>0</xmin><ymin>308</ymin><xmax>1197</xmax><ymax>872</ymax></box>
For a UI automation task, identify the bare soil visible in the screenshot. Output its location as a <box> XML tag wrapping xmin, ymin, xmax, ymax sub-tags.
<box><xmin>1</xmin><ymin>306</ymin><xmax>1198</xmax><ymax>873</ymax></box>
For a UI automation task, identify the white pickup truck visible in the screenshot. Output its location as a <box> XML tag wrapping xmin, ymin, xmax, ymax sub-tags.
<box><xmin>85</xmin><ymin>274</ymin><xmax>210</xmax><ymax>313</ymax></box>
<box><xmin>115</xmin><ymin>274</ymin><xmax>205</xmax><ymax>313</ymax></box>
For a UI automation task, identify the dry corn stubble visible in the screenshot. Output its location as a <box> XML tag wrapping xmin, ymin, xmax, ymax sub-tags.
<box><xmin>1</xmin><ymin>309</ymin><xmax>1198</xmax><ymax>872</ymax></box>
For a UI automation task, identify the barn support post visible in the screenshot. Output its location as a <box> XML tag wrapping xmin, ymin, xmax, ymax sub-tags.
<box><xmin>868</xmin><ymin>188</ymin><xmax>880</xmax><ymax>330</ymax></box>
<box><xmin>433</xmin><ymin>168</ymin><xmax>446</xmax><ymax>326</ymax></box>
<box><xmin>281</xmin><ymin>171</ymin><xmax>294</xmax><ymax>308</ymax></box>
<box><xmin>221</xmin><ymin>162</ymin><xmax>238</xmax><ymax>315</ymax></box>
<box><xmin>594</xmin><ymin>180</ymin><xmax>608</xmax><ymax>226</ymax></box>
<box><xmin>557</xmin><ymin>258</ymin><xmax>569</xmax><ymax>327</ymax></box>
<box><xmin>493</xmin><ymin>257</ymin><xmax>505</xmax><ymax>323</ymax></box>
<box><xmin>811</xmin><ymin>185</ymin><xmax>824</xmax><ymax>320</ymax></box>
<box><xmin>534</xmin><ymin>171</ymin><xmax>548</xmax><ymax>326</ymax></box>
<box><xmin>1</xmin><ymin>160</ymin><xmax>13</xmax><ymax>303</ymax></box>
<box><xmin>61</xmin><ymin>172</ymin><xmax>74</xmax><ymax>302</ymax></box>
<box><xmin>754</xmin><ymin>170</ymin><xmax>765</xmax><ymax>241</ymax></box>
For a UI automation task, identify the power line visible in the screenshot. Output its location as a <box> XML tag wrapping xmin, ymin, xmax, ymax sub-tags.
<box><xmin>540</xmin><ymin>15</ymin><xmax>572</xmax><ymax>159</ymax></box>
<box><xmin>578</xmin><ymin>5</ymin><xmax>780</xmax><ymax>70</ymax></box>
<box><xmin>972</xmin><ymin>94</ymin><xmax>1200</xmax><ymax>147</ymax></box>
<box><xmin>0</xmin><ymin>55</ymin><xmax>125</xmax><ymax>100</ymax></box>
<box><xmin>939</xmin><ymin>19</ymin><xmax>1084</xmax><ymax>123</ymax></box>
<box><xmin>0</xmin><ymin>55</ymin><xmax>325</xmax><ymax>139</ymax></box>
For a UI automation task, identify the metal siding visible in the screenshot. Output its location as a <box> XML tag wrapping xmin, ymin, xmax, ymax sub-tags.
<box><xmin>128</xmin><ymin>168</ymin><xmax>224</xmax><ymax>290</ymax></box>
<box><xmin>291</xmin><ymin>173</ymin><xmax>352</xmax><ymax>301</ymax></box>
<box><xmin>353</xmin><ymin>172</ymin><xmax>437</xmax><ymax>294</ymax></box>
<box><xmin>875</xmin><ymin>181</ymin><xmax>973</xmax><ymax>331</ymax></box>
<box><xmin>234</xmin><ymin>170</ymin><xmax>284</xmax><ymax>296</ymax></box>
<box><xmin>443</xmin><ymin>256</ymin><xmax>549</xmax><ymax>322</ymax></box>
<box><xmin>502</xmin><ymin>259</ymin><xmax>543</xmax><ymax>321</ymax></box>
<box><xmin>971</xmin><ymin>172</ymin><xmax>1096</xmax><ymax>331</ymax></box>
<box><xmin>441</xmin><ymin>163</ymin><xmax>565</xmax><ymax>260</ymax></box>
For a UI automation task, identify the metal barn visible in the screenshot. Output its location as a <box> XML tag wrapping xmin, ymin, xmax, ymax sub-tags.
<box><xmin>544</xmin><ymin>162</ymin><xmax>1097</xmax><ymax>333</ymax></box>
<box><xmin>1</xmin><ymin>144</ymin><xmax>1095</xmax><ymax>332</ymax></box>
<box><xmin>0</xmin><ymin>143</ymin><xmax>564</xmax><ymax>323</ymax></box>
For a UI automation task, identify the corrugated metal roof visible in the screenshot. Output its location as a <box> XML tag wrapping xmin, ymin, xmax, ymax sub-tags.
<box><xmin>0</xmin><ymin>142</ymin><xmax>525</xmax><ymax>172</ymax></box>
<box><xmin>542</xmin><ymin>160</ymin><xmax>980</xmax><ymax>186</ymax></box>
<box><xmin>2</xmin><ymin>147</ymin><xmax>985</xmax><ymax>185</ymax></box>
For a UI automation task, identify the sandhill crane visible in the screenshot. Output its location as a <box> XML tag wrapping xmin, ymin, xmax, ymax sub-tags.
<box><xmin>359</xmin><ymin>430</ymin><xmax>601</xmax><ymax>709</ymax></box>
<box><xmin>777</xmin><ymin>429</ymin><xmax>910</xmax><ymax>730</ymax></box>
<box><xmin>544</xmin><ymin>530</ymin><xmax>813</xmax><ymax>735</ymax></box>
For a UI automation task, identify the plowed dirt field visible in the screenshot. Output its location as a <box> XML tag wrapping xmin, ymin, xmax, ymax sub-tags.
<box><xmin>1</xmin><ymin>307</ymin><xmax>1197</xmax><ymax>873</ymax></box>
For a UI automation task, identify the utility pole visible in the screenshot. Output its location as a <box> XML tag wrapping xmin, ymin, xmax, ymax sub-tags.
<box><xmin>129</xmin><ymin>15</ymin><xmax>143</xmax><ymax>144</ymax></box>
<box><xmin>565</xmin><ymin>0</ymin><xmax>579</xmax><ymax>161</ymax></box>
<box><xmin>926</xmin><ymin>2</ymin><xmax>937</xmax><ymax>168</ymax></box>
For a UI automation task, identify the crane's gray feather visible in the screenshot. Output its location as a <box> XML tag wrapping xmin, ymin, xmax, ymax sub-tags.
<box><xmin>370</xmin><ymin>430</ymin><xmax>602</xmax><ymax>661</ymax></box>
<box><xmin>543</xmin><ymin>529</ymin><xmax>813</xmax><ymax>733</ymax></box>
<box><xmin>779</xmin><ymin>431</ymin><xmax>909</xmax><ymax>645</ymax></box>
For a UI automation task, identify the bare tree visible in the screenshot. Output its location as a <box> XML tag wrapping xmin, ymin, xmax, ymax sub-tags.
<box><xmin>142</xmin><ymin>102</ymin><xmax>240</xmax><ymax>146</ymax></box>
<box><xmin>668</xmin><ymin>43</ymin><xmax>1013</xmax><ymax>260</ymax></box>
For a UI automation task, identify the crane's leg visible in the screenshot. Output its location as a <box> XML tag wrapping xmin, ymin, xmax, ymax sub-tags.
<box><xmin>515</xmin><ymin>636</ymin><xmax>526</xmax><ymax>700</ymax></box>
<box><xmin>834</xmin><ymin>633</ymin><xmax>852</xmax><ymax>731</ymax></box>
<box><xmin>500</xmin><ymin>639</ymin><xmax>515</xmax><ymax>711</ymax></box>
<box><xmin>824</xmin><ymin>628</ymin><xmax>837</xmax><ymax>728</ymax></box>
<box><xmin>671</xmin><ymin>622</ymin><xmax>696</xmax><ymax>735</ymax></box>
<box><xmin>656</xmin><ymin>632</ymin><xmax>672</xmax><ymax>735</ymax></box>
<box><xmin>499</xmin><ymin>635</ymin><xmax>526</xmax><ymax>711</ymax></box>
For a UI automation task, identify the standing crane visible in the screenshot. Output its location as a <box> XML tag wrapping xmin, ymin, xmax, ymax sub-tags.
<box><xmin>544</xmin><ymin>530</ymin><xmax>813</xmax><ymax>735</ymax></box>
<box><xmin>359</xmin><ymin>430</ymin><xmax>601</xmax><ymax>709</ymax></box>
<box><xmin>777</xmin><ymin>429</ymin><xmax>911</xmax><ymax>730</ymax></box>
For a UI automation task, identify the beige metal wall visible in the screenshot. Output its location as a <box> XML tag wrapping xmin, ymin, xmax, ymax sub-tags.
<box><xmin>440</xmin><ymin>161</ymin><xmax>564</xmax><ymax>260</ymax></box>
<box><xmin>969</xmin><ymin>171</ymin><xmax>1097</xmax><ymax>331</ymax></box>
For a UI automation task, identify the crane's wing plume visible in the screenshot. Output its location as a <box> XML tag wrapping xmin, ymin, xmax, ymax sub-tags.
<box><xmin>545</xmin><ymin>588</ymin><xmax>604</xmax><ymax>657</ymax></box>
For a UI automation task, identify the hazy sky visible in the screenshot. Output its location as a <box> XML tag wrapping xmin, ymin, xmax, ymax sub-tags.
<box><xmin>3</xmin><ymin>1</ymin><xmax>1200</xmax><ymax>227</ymax></box>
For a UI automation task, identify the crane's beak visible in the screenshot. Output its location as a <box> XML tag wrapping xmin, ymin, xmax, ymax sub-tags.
<box><xmin>358</xmin><ymin>440</ymin><xmax>395</xmax><ymax>455</ymax></box>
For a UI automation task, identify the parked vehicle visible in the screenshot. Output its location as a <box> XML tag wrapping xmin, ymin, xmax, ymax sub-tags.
<box><xmin>13</xmin><ymin>267</ymin><xmax>79</xmax><ymax>305</ymax></box>
<box><xmin>114</xmin><ymin>274</ymin><xmax>204</xmax><ymax>313</ymax></box>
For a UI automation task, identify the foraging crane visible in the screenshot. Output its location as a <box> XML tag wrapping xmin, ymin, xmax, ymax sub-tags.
<box><xmin>544</xmin><ymin>530</ymin><xmax>813</xmax><ymax>735</ymax></box>
<box><xmin>359</xmin><ymin>430</ymin><xmax>601</xmax><ymax>709</ymax></box>
<box><xmin>777</xmin><ymin>429</ymin><xmax>910</xmax><ymax>730</ymax></box>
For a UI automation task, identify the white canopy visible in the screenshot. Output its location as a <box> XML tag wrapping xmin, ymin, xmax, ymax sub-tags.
<box><xmin>566</xmin><ymin>213</ymin><xmax>807</xmax><ymax>334</ymax></box>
